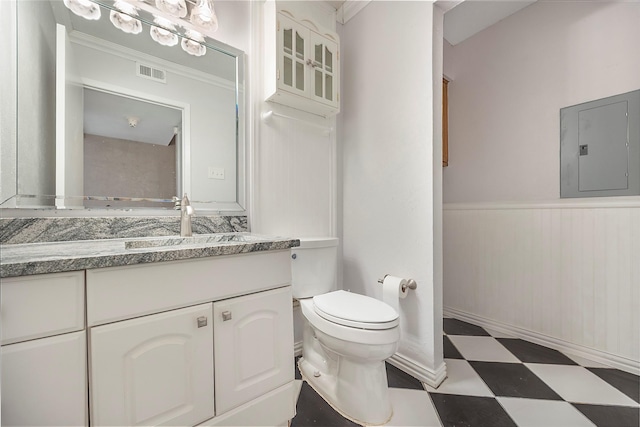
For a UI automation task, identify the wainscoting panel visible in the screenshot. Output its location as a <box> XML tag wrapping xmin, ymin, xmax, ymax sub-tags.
<box><xmin>443</xmin><ymin>200</ymin><xmax>640</xmax><ymax>373</ymax></box>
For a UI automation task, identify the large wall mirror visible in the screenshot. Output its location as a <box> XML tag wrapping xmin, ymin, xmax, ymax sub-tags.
<box><xmin>0</xmin><ymin>0</ymin><xmax>246</xmax><ymax>213</ymax></box>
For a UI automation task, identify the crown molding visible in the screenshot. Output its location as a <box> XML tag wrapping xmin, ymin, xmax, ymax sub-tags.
<box><xmin>337</xmin><ymin>0</ymin><xmax>371</xmax><ymax>25</ymax></box>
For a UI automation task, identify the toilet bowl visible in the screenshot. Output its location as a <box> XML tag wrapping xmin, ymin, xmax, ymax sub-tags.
<box><xmin>292</xmin><ymin>238</ymin><xmax>401</xmax><ymax>426</ymax></box>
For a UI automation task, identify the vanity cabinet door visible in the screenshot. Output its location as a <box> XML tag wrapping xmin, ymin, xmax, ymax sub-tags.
<box><xmin>213</xmin><ymin>286</ymin><xmax>294</xmax><ymax>414</ymax></box>
<box><xmin>89</xmin><ymin>303</ymin><xmax>214</xmax><ymax>427</ymax></box>
<box><xmin>1</xmin><ymin>331</ymin><xmax>88</xmax><ymax>427</ymax></box>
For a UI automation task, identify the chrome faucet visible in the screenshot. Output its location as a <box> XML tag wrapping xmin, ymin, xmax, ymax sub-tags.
<box><xmin>174</xmin><ymin>193</ymin><xmax>194</xmax><ymax>237</ymax></box>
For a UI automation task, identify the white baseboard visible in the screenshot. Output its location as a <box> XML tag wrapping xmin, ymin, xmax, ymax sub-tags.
<box><xmin>388</xmin><ymin>352</ymin><xmax>447</xmax><ymax>389</ymax></box>
<box><xmin>444</xmin><ymin>306</ymin><xmax>640</xmax><ymax>376</ymax></box>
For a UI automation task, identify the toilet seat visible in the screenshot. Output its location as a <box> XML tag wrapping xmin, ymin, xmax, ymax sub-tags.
<box><xmin>313</xmin><ymin>290</ymin><xmax>399</xmax><ymax>330</ymax></box>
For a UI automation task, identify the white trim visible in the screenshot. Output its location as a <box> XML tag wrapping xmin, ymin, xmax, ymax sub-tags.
<box><xmin>444</xmin><ymin>307</ymin><xmax>640</xmax><ymax>376</ymax></box>
<box><xmin>294</xmin><ymin>340</ymin><xmax>303</xmax><ymax>357</ymax></box>
<box><xmin>388</xmin><ymin>352</ymin><xmax>447</xmax><ymax>389</ymax></box>
<box><xmin>69</xmin><ymin>31</ymin><xmax>237</xmax><ymax>92</ymax></box>
<box><xmin>337</xmin><ymin>0</ymin><xmax>372</xmax><ymax>25</ymax></box>
<box><xmin>444</xmin><ymin>197</ymin><xmax>640</xmax><ymax>211</ymax></box>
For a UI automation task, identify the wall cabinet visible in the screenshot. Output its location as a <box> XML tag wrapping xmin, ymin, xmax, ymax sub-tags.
<box><xmin>265</xmin><ymin>6</ymin><xmax>340</xmax><ymax>117</ymax></box>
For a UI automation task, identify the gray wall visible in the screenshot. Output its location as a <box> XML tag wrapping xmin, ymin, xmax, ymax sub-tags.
<box><xmin>84</xmin><ymin>134</ymin><xmax>176</xmax><ymax>208</ymax></box>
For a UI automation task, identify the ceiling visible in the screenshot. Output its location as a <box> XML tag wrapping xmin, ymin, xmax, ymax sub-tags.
<box><xmin>328</xmin><ymin>0</ymin><xmax>536</xmax><ymax>45</ymax></box>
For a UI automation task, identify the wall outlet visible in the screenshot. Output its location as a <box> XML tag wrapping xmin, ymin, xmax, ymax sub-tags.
<box><xmin>208</xmin><ymin>167</ymin><xmax>225</xmax><ymax>180</ymax></box>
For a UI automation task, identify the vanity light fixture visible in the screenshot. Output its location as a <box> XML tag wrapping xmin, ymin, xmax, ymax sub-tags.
<box><xmin>155</xmin><ymin>0</ymin><xmax>188</xmax><ymax>18</ymax></box>
<box><xmin>150</xmin><ymin>16</ymin><xmax>179</xmax><ymax>46</ymax></box>
<box><xmin>110</xmin><ymin>1</ymin><xmax>143</xmax><ymax>34</ymax></box>
<box><xmin>190</xmin><ymin>0</ymin><xmax>218</xmax><ymax>32</ymax></box>
<box><xmin>181</xmin><ymin>30</ymin><xmax>206</xmax><ymax>57</ymax></box>
<box><xmin>62</xmin><ymin>0</ymin><xmax>219</xmax><ymax>57</ymax></box>
<box><xmin>63</xmin><ymin>0</ymin><xmax>101</xmax><ymax>20</ymax></box>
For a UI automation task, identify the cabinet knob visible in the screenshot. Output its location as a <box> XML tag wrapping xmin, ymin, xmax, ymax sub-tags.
<box><xmin>222</xmin><ymin>311</ymin><xmax>232</xmax><ymax>321</ymax></box>
<box><xmin>197</xmin><ymin>316</ymin><xmax>208</xmax><ymax>328</ymax></box>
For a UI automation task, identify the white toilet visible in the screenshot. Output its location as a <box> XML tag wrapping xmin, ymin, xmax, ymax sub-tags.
<box><xmin>292</xmin><ymin>237</ymin><xmax>400</xmax><ymax>426</ymax></box>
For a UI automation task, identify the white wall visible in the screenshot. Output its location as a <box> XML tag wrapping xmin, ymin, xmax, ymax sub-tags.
<box><xmin>340</xmin><ymin>1</ymin><xmax>445</xmax><ymax>386</ymax></box>
<box><xmin>443</xmin><ymin>1</ymin><xmax>640</xmax><ymax>373</ymax></box>
<box><xmin>16</xmin><ymin>0</ymin><xmax>58</xmax><ymax>206</ymax></box>
<box><xmin>443</xmin><ymin>1</ymin><xmax>640</xmax><ymax>203</ymax></box>
<box><xmin>0</xmin><ymin>1</ymin><xmax>17</xmax><ymax>206</ymax></box>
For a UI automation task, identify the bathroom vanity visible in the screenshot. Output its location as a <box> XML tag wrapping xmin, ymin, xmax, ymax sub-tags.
<box><xmin>0</xmin><ymin>234</ymin><xmax>299</xmax><ymax>426</ymax></box>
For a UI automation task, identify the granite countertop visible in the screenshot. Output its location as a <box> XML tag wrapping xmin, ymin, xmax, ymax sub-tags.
<box><xmin>0</xmin><ymin>233</ymin><xmax>300</xmax><ymax>278</ymax></box>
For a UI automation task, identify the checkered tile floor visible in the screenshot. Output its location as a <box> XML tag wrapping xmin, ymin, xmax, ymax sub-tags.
<box><xmin>291</xmin><ymin>318</ymin><xmax>640</xmax><ymax>426</ymax></box>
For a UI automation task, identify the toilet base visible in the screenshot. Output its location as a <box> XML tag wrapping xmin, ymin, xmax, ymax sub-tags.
<box><xmin>298</xmin><ymin>356</ymin><xmax>393</xmax><ymax>426</ymax></box>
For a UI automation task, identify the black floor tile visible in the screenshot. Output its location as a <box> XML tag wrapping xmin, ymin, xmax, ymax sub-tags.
<box><xmin>443</xmin><ymin>318</ymin><xmax>490</xmax><ymax>336</ymax></box>
<box><xmin>443</xmin><ymin>335</ymin><xmax>464</xmax><ymax>359</ymax></box>
<box><xmin>385</xmin><ymin>362</ymin><xmax>423</xmax><ymax>390</ymax></box>
<box><xmin>587</xmin><ymin>368</ymin><xmax>640</xmax><ymax>403</ymax></box>
<box><xmin>573</xmin><ymin>403</ymin><xmax>640</xmax><ymax>427</ymax></box>
<box><xmin>429</xmin><ymin>393</ymin><xmax>517</xmax><ymax>427</ymax></box>
<box><xmin>496</xmin><ymin>338</ymin><xmax>578</xmax><ymax>365</ymax></box>
<box><xmin>291</xmin><ymin>382</ymin><xmax>359</xmax><ymax>427</ymax></box>
<box><xmin>470</xmin><ymin>361</ymin><xmax>563</xmax><ymax>400</ymax></box>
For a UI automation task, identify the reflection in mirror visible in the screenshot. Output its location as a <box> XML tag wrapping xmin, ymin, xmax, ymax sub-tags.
<box><xmin>3</xmin><ymin>0</ymin><xmax>245</xmax><ymax>212</ymax></box>
<box><xmin>83</xmin><ymin>89</ymin><xmax>182</xmax><ymax>208</ymax></box>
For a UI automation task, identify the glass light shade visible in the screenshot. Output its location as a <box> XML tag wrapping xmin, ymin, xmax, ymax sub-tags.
<box><xmin>110</xmin><ymin>1</ymin><xmax>142</xmax><ymax>34</ymax></box>
<box><xmin>181</xmin><ymin>30</ymin><xmax>206</xmax><ymax>57</ymax></box>
<box><xmin>190</xmin><ymin>0</ymin><xmax>218</xmax><ymax>32</ymax></box>
<box><xmin>63</xmin><ymin>0</ymin><xmax>101</xmax><ymax>20</ymax></box>
<box><xmin>155</xmin><ymin>0</ymin><xmax>187</xmax><ymax>18</ymax></box>
<box><xmin>150</xmin><ymin>16</ymin><xmax>179</xmax><ymax>47</ymax></box>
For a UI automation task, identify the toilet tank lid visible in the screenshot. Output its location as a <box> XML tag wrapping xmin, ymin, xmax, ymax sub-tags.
<box><xmin>298</xmin><ymin>237</ymin><xmax>339</xmax><ymax>249</ymax></box>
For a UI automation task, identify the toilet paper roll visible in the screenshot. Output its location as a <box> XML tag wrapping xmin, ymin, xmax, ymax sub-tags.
<box><xmin>382</xmin><ymin>275</ymin><xmax>408</xmax><ymax>313</ymax></box>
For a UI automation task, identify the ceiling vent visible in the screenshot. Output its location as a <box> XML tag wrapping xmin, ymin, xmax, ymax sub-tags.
<box><xmin>136</xmin><ymin>62</ymin><xmax>167</xmax><ymax>83</ymax></box>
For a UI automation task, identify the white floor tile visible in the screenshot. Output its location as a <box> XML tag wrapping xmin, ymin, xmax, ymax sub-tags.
<box><xmin>447</xmin><ymin>336</ymin><xmax>521</xmax><ymax>363</ymax></box>
<box><xmin>424</xmin><ymin>359</ymin><xmax>494</xmax><ymax>397</ymax></box>
<box><xmin>525</xmin><ymin>364</ymin><xmax>639</xmax><ymax>407</ymax></box>
<box><xmin>563</xmin><ymin>353</ymin><xmax>612</xmax><ymax>369</ymax></box>
<box><xmin>385</xmin><ymin>388</ymin><xmax>441</xmax><ymax>427</ymax></box>
<box><xmin>497</xmin><ymin>397</ymin><xmax>596</xmax><ymax>427</ymax></box>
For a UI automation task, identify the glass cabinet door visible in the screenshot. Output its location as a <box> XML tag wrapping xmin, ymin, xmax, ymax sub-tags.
<box><xmin>309</xmin><ymin>32</ymin><xmax>338</xmax><ymax>106</ymax></box>
<box><xmin>278</xmin><ymin>14</ymin><xmax>306</xmax><ymax>95</ymax></box>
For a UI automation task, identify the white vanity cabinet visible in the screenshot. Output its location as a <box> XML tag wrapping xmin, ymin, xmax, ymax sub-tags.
<box><xmin>213</xmin><ymin>286</ymin><xmax>294</xmax><ymax>414</ymax></box>
<box><xmin>0</xmin><ymin>271</ymin><xmax>87</xmax><ymax>427</ymax></box>
<box><xmin>264</xmin><ymin>5</ymin><xmax>340</xmax><ymax>117</ymax></box>
<box><xmin>86</xmin><ymin>250</ymin><xmax>296</xmax><ymax>427</ymax></box>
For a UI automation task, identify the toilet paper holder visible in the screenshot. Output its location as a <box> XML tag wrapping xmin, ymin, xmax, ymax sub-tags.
<box><xmin>377</xmin><ymin>275</ymin><xmax>418</xmax><ymax>292</ymax></box>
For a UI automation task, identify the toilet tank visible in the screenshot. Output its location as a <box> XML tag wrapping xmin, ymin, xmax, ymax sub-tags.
<box><xmin>291</xmin><ymin>237</ymin><xmax>339</xmax><ymax>299</ymax></box>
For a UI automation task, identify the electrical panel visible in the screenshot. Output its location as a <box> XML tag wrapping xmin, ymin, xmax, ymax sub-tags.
<box><xmin>560</xmin><ymin>89</ymin><xmax>640</xmax><ymax>198</ymax></box>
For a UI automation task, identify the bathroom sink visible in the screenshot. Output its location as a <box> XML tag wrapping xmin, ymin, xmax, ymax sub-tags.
<box><xmin>125</xmin><ymin>233</ymin><xmax>273</xmax><ymax>250</ymax></box>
